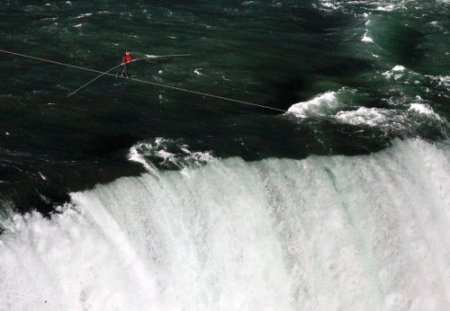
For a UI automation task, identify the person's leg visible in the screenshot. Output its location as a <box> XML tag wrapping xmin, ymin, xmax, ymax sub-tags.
<box><xmin>118</xmin><ymin>65</ymin><xmax>125</xmax><ymax>78</ymax></box>
<box><xmin>118</xmin><ymin>64</ymin><xmax>129</xmax><ymax>78</ymax></box>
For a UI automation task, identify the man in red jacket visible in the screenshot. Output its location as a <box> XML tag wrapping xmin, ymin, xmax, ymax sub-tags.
<box><xmin>119</xmin><ymin>50</ymin><xmax>133</xmax><ymax>78</ymax></box>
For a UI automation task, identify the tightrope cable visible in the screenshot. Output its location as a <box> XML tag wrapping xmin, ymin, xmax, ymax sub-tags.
<box><xmin>0</xmin><ymin>48</ymin><xmax>285</xmax><ymax>113</ymax></box>
<box><xmin>67</xmin><ymin>58</ymin><xmax>146</xmax><ymax>97</ymax></box>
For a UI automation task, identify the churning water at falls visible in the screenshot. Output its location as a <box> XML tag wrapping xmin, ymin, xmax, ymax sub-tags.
<box><xmin>1</xmin><ymin>0</ymin><xmax>450</xmax><ymax>309</ymax></box>
<box><xmin>1</xmin><ymin>139</ymin><xmax>450</xmax><ymax>311</ymax></box>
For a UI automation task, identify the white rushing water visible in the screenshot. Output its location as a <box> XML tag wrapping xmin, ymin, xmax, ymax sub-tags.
<box><xmin>286</xmin><ymin>91</ymin><xmax>341</xmax><ymax>118</ymax></box>
<box><xmin>1</xmin><ymin>138</ymin><xmax>450</xmax><ymax>311</ymax></box>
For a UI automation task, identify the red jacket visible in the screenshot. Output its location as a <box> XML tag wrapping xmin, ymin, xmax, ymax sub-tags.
<box><xmin>123</xmin><ymin>52</ymin><xmax>133</xmax><ymax>64</ymax></box>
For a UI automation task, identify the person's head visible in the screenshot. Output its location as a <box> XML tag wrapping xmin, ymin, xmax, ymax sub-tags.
<box><xmin>125</xmin><ymin>50</ymin><xmax>131</xmax><ymax>55</ymax></box>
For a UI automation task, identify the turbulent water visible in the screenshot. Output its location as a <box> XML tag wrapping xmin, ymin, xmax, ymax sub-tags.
<box><xmin>1</xmin><ymin>0</ymin><xmax>450</xmax><ymax>310</ymax></box>
<box><xmin>2</xmin><ymin>139</ymin><xmax>450</xmax><ymax>310</ymax></box>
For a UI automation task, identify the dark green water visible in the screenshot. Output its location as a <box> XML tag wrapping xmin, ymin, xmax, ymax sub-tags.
<box><xmin>1</xmin><ymin>1</ymin><xmax>450</xmax><ymax>310</ymax></box>
<box><xmin>0</xmin><ymin>1</ymin><xmax>449</xmax><ymax>211</ymax></box>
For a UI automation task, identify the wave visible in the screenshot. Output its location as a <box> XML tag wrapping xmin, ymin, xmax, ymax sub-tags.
<box><xmin>427</xmin><ymin>75</ymin><xmax>450</xmax><ymax>89</ymax></box>
<box><xmin>285</xmin><ymin>89</ymin><xmax>446</xmax><ymax>136</ymax></box>
<box><xmin>128</xmin><ymin>137</ymin><xmax>215</xmax><ymax>171</ymax></box>
<box><xmin>336</xmin><ymin>102</ymin><xmax>443</xmax><ymax>129</ymax></box>
<box><xmin>316</xmin><ymin>0</ymin><xmax>401</xmax><ymax>13</ymax></box>
<box><xmin>285</xmin><ymin>88</ymin><xmax>360</xmax><ymax>119</ymax></box>
<box><xmin>317</xmin><ymin>0</ymin><xmax>450</xmax><ymax>12</ymax></box>
<box><xmin>286</xmin><ymin>91</ymin><xmax>341</xmax><ymax>118</ymax></box>
<box><xmin>1</xmin><ymin>138</ymin><xmax>450</xmax><ymax>310</ymax></box>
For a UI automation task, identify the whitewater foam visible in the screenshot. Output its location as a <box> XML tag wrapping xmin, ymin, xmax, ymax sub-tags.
<box><xmin>315</xmin><ymin>0</ymin><xmax>341</xmax><ymax>11</ymax></box>
<box><xmin>430</xmin><ymin>75</ymin><xmax>450</xmax><ymax>88</ymax></box>
<box><xmin>375</xmin><ymin>3</ymin><xmax>396</xmax><ymax>11</ymax></box>
<box><xmin>382</xmin><ymin>65</ymin><xmax>406</xmax><ymax>80</ymax></box>
<box><xmin>362</xmin><ymin>17</ymin><xmax>375</xmax><ymax>43</ymax></box>
<box><xmin>316</xmin><ymin>0</ymin><xmax>407</xmax><ymax>13</ymax></box>
<box><xmin>128</xmin><ymin>145</ymin><xmax>156</xmax><ymax>173</ymax></box>
<box><xmin>1</xmin><ymin>139</ymin><xmax>450</xmax><ymax>310</ymax></box>
<box><xmin>335</xmin><ymin>98</ymin><xmax>444</xmax><ymax>131</ymax></box>
<box><xmin>73</xmin><ymin>13</ymin><xmax>93</xmax><ymax>19</ymax></box>
<box><xmin>335</xmin><ymin>106</ymin><xmax>401</xmax><ymax>128</ymax></box>
<box><xmin>286</xmin><ymin>91</ymin><xmax>340</xmax><ymax>118</ymax></box>
<box><xmin>408</xmin><ymin>102</ymin><xmax>442</xmax><ymax>121</ymax></box>
<box><xmin>128</xmin><ymin>137</ymin><xmax>215</xmax><ymax>171</ymax></box>
<box><xmin>362</xmin><ymin>31</ymin><xmax>374</xmax><ymax>43</ymax></box>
